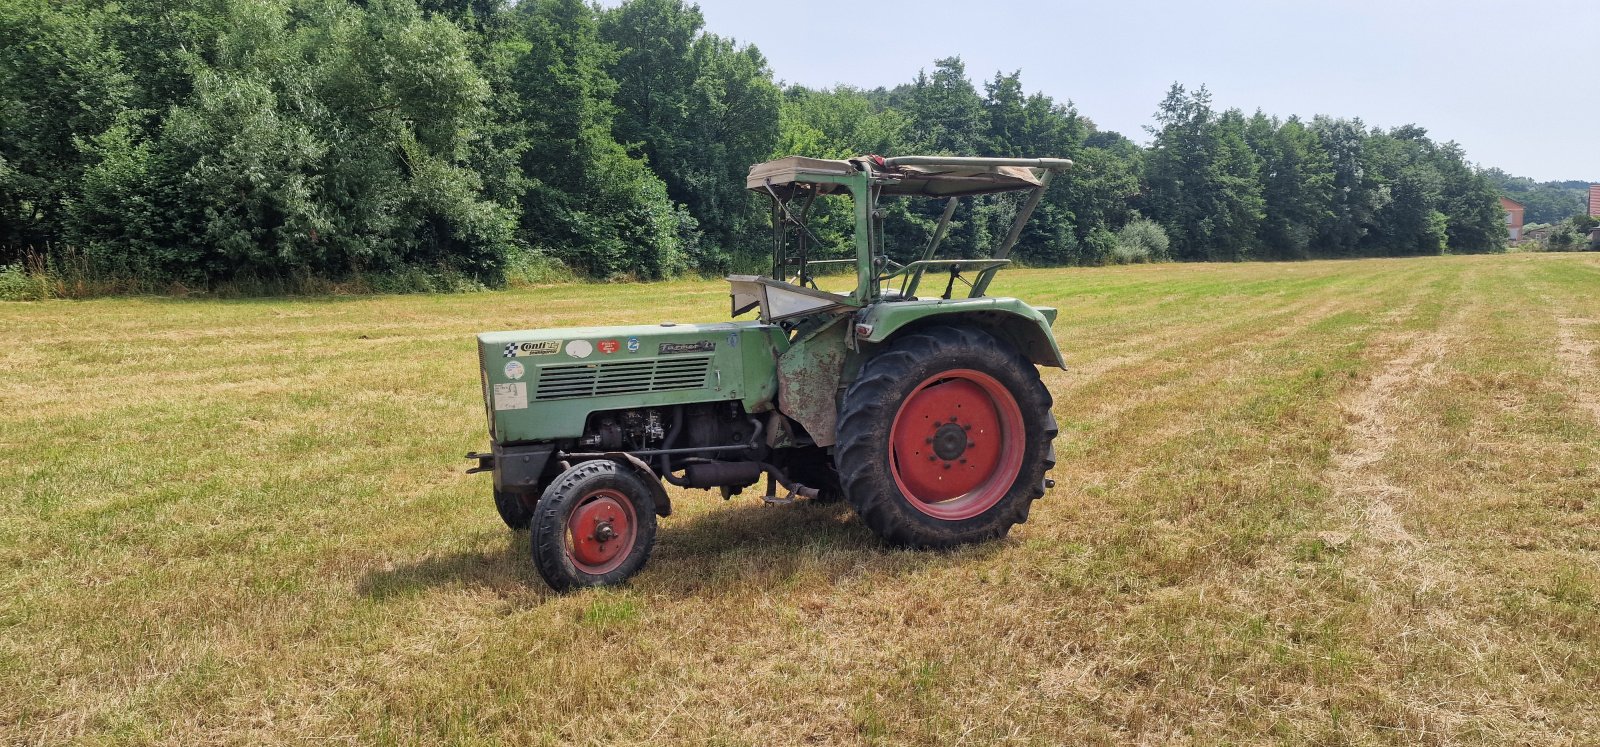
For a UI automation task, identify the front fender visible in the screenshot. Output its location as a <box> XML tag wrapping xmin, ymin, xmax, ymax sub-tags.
<box><xmin>855</xmin><ymin>297</ymin><xmax>1065</xmax><ymax>369</ymax></box>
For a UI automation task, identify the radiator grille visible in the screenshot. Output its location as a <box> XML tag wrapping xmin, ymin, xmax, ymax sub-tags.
<box><xmin>534</xmin><ymin>356</ymin><xmax>712</xmax><ymax>401</ymax></box>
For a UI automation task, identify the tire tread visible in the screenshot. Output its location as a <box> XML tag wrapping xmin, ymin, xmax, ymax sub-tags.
<box><xmin>834</xmin><ymin>326</ymin><xmax>1057</xmax><ymax>548</ymax></box>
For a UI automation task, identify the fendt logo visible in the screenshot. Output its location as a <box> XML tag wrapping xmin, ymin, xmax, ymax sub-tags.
<box><xmin>658</xmin><ymin>341</ymin><xmax>715</xmax><ymax>355</ymax></box>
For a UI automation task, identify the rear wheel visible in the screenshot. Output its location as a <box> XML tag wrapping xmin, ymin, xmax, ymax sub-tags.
<box><xmin>530</xmin><ymin>460</ymin><xmax>657</xmax><ymax>591</ymax></box>
<box><xmin>835</xmin><ymin>326</ymin><xmax>1056</xmax><ymax>548</ymax></box>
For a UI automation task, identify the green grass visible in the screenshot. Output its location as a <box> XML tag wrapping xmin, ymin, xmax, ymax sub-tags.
<box><xmin>4</xmin><ymin>253</ymin><xmax>1600</xmax><ymax>744</ymax></box>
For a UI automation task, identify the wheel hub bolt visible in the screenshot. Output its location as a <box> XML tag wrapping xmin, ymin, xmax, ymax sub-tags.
<box><xmin>593</xmin><ymin>520</ymin><xmax>617</xmax><ymax>542</ymax></box>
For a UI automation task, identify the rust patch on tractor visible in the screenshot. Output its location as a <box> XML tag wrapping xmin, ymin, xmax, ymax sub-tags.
<box><xmin>777</xmin><ymin>316</ymin><xmax>849</xmax><ymax>447</ymax></box>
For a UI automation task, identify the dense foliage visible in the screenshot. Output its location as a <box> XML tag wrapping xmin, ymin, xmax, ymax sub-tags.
<box><xmin>0</xmin><ymin>0</ymin><xmax>1551</xmax><ymax>291</ymax></box>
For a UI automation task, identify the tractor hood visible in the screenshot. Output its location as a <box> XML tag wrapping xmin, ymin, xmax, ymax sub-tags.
<box><xmin>476</xmin><ymin>321</ymin><xmax>786</xmax><ymax>444</ymax></box>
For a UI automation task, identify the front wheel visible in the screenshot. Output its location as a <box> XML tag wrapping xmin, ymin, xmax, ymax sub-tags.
<box><xmin>834</xmin><ymin>326</ymin><xmax>1057</xmax><ymax>548</ymax></box>
<box><xmin>530</xmin><ymin>460</ymin><xmax>658</xmax><ymax>591</ymax></box>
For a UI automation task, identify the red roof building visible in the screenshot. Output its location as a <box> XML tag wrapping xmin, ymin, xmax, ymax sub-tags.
<box><xmin>1500</xmin><ymin>196</ymin><xmax>1525</xmax><ymax>241</ymax></box>
<box><xmin>1589</xmin><ymin>184</ymin><xmax>1600</xmax><ymax>218</ymax></box>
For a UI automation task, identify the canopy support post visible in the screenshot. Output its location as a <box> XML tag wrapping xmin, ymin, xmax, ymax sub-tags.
<box><xmin>971</xmin><ymin>170</ymin><xmax>1053</xmax><ymax>298</ymax></box>
<box><xmin>905</xmin><ymin>197</ymin><xmax>959</xmax><ymax>298</ymax></box>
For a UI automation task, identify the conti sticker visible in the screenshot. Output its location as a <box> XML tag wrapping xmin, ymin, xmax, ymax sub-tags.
<box><xmin>565</xmin><ymin>339</ymin><xmax>594</xmax><ymax>359</ymax></box>
<box><xmin>659</xmin><ymin>341</ymin><xmax>715</xmax><ymax>355</ymax></box>
<box><xmin>503</xmin><ymin>360</ymin><xmax>525</xmax><ymax>380</ymax></box>
<box><xmin>492</xmin><ymin>382</ymin><xmax>528</xmax><ymax>410</ymax></box>
<box><xmin>504</xmin><ymin>340</ymin><xmax>560</xmax><ymax>358</ymax></box>
<box><xmin>596</xmin><ymin>339</ymin><xmax>621</xmax><ymax>354</ymax></box>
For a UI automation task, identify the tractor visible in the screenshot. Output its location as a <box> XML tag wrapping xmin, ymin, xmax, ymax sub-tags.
<box><xmin>468</xmin><ymin>155</ymin><xmax>1070</xmax><ymax>591</ymax></box>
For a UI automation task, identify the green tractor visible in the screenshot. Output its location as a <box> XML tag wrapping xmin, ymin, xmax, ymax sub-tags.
<box><xmin>468</xmin><ymin>155</ymin><xmax>1070</xmax><ymax>590</ymax></box>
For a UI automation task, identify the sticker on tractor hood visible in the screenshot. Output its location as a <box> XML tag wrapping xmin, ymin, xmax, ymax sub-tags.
<box><xmin>596</xmin><ymin>339</ymin><xmax>621</xmax><ymax>354</ymax></box>
<box><xmin>659</xmin><ymin>341</ymin><xmax>715</xmax><ymax>355</ymax></box>
<box><xmin>626</xmin><ymin>337</ymin><xmax>640</xmax><ymax>353</ymax></box>
<box><xmin>492</xmin><ymin>382</ymin><xmax>527</xmax><ymax>410</ymax></box>
<box><xmin>503</xmin><ymin>360</ymin><xmax>525</xmax><ymax>380</ymax></box>
<box><xmin>504</xmin><ymin>340</ymin><xmax>560</xmax><ymax>358</ymax></box>
<box><xmin>565</xmin><ymin>340</ymin><xmax>594</xmax><ymax>359</ymax></box>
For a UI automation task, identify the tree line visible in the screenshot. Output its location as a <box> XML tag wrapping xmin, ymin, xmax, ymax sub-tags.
<box><xmin>0</xmin><ymin>0</ymin><xmax>1542</xmax><ymax>292</ymax></box>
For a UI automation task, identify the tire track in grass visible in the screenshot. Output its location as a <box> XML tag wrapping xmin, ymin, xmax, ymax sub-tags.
<box><xmin>1319</xmin><ymin>267</ymin><xmax>1473</xmax><ymax>565</ymax></box>
<box><xmin>1326</xmin><ymin>327</ymin><xmax>1443</xmax><ymax>549</ymax></box>
<box><xmin>1059</xmin><ymin>269</ymin><xmax>1406</xmax><ymax>385</ymax></box>
<box><xmin>1032</xmin><ymin>274</ymin><xmax>1437</xmax><ymax>582</ymax></box>
<box><xmin>1067</xmin><ymin>261</ymin><xmax>1435</xmax><ymax>393</ymax></box>
<box><xmin>1527</xmin><ymin>285</ymin><xmax>1598</xmax><ymax>429</ymax></box>
<box><xmin>1062</xmin><ymin>276</ymin><xmax>1417</xmax><ymax>444</ymax></box>
<box><xmin>1309</xmin><ymin>273</ymin><xmax>1552</xmax><ymax>741</ymax></box>
<box><xmin>1551</xmin><ymin>312</ymin><xmax>1599</xmax><ymax>427</ymax></box>
<box><xmin>1314</xmin><ymin>291</ymin><xmax>1437</xmax><ymax>545</ymax></box>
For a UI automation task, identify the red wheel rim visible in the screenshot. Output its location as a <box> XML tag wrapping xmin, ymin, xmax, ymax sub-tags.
<box><xmin>565</xmin><ymin>489</ymin><xmax>637</xmax><ymax>575</ymax></box>
<box><xmin>888</xmin><ymin>369</ymin><xmax>1025</xmax><ymax>520</ymax></box>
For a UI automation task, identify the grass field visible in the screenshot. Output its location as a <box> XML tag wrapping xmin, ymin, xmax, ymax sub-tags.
<box><xmin>4</xmin><ymin>253</ymin><xmax>1600</xmax><ymax>745</ymax></box>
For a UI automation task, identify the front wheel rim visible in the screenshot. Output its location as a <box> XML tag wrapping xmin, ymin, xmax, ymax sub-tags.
<box><xmin>565</xmin><ymin>489</ymin><xmax>637</xmax><ymax>574</ymax></box>
<box><xmin>888</xmin><ymin>369</ymin><xmax>1026</xmax><ymax>520</ymax></box>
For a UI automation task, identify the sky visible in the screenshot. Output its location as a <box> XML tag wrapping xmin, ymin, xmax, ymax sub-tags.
<box><xmin>681</xmin><ymin>0</ymin><xmax>1599</xmax><ymax>183</ymax></box>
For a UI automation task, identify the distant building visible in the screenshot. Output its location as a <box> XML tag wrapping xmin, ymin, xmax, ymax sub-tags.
<box><xmin>1590</xmin><ymin>184</ymin><xmax>1600</xmax><ymax>218</ymax></box>
<box><xmin>1500</xmin><ymin>196</ymin><xmax>1525</xmax><ymax>241</ymax></box>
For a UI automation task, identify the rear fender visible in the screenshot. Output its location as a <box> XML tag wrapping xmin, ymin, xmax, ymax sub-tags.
<box><xmin>854</xmin><ymin>298</ymin><xmax>1065</xmax><ymax>369</ymax></box>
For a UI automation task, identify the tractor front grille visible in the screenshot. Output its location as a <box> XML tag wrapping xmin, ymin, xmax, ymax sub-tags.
<box><xmin>533</xmin><ymin>356</ymin><xmax>713</xmax><ymax>401</ymax></box>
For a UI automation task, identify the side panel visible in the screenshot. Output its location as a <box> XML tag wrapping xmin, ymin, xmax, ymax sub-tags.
<box><xmin>738</xmin><ymin>323</ymin><xmax>787</xmax><ymax>412</ymax></box>
<box><xmin>855</xmin><ymin>297</ymin><xmax>1066</xmax><ymax>369</ymax></box>
<box><xmin>775</xmin><ymin>315</ymin><xmax>849</xmax><ymax>447</ymax></box>
<box><xmin>479</xmin><ymin>321</ymin><xmax>781</xmax><ymax>444</ymax></box>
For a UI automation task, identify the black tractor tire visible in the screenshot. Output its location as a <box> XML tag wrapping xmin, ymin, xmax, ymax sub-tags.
<box><xmin>493</xmin><ymin>488</ymin><xmax>534</xmax><ymax>530</ymax></box>
<box><xmin>530</xmin><ymin>460</ymin><xmax>658</xmax><ymax>591</ymax></box>
<box><xmin>834</xmin><ymin>326</ymin><xmax>1057</xmax><ymax>548</ymax></box>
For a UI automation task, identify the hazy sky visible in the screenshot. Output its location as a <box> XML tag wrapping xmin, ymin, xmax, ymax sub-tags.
<box><xmin>684</xmin><ymin>0</ymin><xmax>1598</xmax><ymax>182</ymax></box>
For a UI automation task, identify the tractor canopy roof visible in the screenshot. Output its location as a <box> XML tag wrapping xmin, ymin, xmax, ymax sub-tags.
<box><xmin>747</xmin><ymin>155</ymin><xmax>1071</xmax><ymax>199</ymax></box>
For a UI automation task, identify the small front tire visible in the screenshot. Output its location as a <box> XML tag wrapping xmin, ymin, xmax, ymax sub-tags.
<box><xmin>493</xmin><ymin>488</ymin><xmax>534</xmax><ymax>530</ymax></box>
<box><xmin>530</xmin><ymin>460</ymin><xmax>658</xmax><ymax>591</ymax></box>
